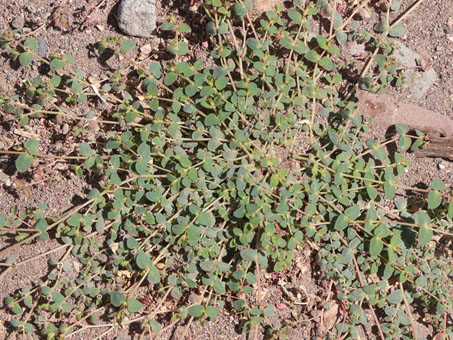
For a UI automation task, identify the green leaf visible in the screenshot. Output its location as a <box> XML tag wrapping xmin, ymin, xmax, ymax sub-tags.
<box><xmin>370</xmin><ymin>237</ymin><xmax>383</xmax><ymax>257</ymax></box>
<box><xmin>50</xmin><ymin>58</ymin><xmax>65</xmax><ymax>71</ymax></box>
<box><xmin>319</xmin><ymin>56</ymin><xmax>333</xmax><ymax>71</ymax></box>
<box><xmin>79</xmin><ymin>142</ymin><xmax>93</xmax><ymax>156</ymax></box>
<box><xmin>206</xmin><ymin>22</ymin><xmax>216</xmax><ymax>35</ymax></box>
<box><xmin>233</xmin><ymin>299</ymin><xmax>246</xmax><ymax>311</ymax></box>
<box><xmin>24</xmin><ymin>38</ymin><xmax>38</xmax><ymax>51</ymax></box>
<box><xmin>374</xmin><ymin>21</ymin><xmax>389</xmax><ymax>32</ymax></box>
<box><xmin>15</xmin><ymin>154</ymin><xmax>34</xmax><ymax>173</ymax></box>
<box><xmin>431</xmin><ymin>178</ymin><xmax>444</xmax><ymax>190</ymax></box>
<box><xmin>233</xmin><ymin>3</ymin><xmax>247</xmax><ymax>16</ymax></box>
<box><xmin>10</xmin><ymin>319</ymin><xmax>21</xmax><ymax>328</ymax></box>
<box><xmin>288</xmin><ymin>10</ymin><xmax>302</xmax><ymax>24</ymax></box>
<box><xmin>23</xmin><ymin>295</ymin><xmax>34</xmax><ymax>308</ymax></box>
<box><xmin>269</xmin><ymin>174</ymin><xmax>279</xmax><ymax>187</ymax></box>
<box><xmin>305</xmin><ymin>50</ymin><xmax>319</xmax><ymax>63</ymax></box>
<box><xmin>240</xmin><ymin>249</ymin><xmax>257</xmax><ymax>262</ymax></box>
<box><xmin>177</xmin><ymin>41</ymin><xmax>189</xmax><ymax>55</ymax></box>
<box><xmin>19</xmin><ymin>52</ymin><xmax>33</xmax><ymax>67</ymax></box>
<box><xmin>389</xmin><ymin>24</ymin><xmax>405</xmax><ymax>37</ymax></box>
<box><xmin>205</xmin><ymin>114</ymin><xmax>220</xmax><ymax>126</ymax></box>
<box><xmin>127</xmin><ymin>298</ymin><xmax>143</xmax><ymax>313</ymax></box>
<box><xmin>24</xmin><ymin>140</ymin><xmax>39</xmax><ymax>155</ymax></box>
<box><xmin>344</xmin><ymin>206</ymin><xmax>360</xmax><ymax>220</ymax></box>
<box><xmin>160</xmin><ymin>23</ymin><xmax>175</xmax><ymax>31</ymax></box>
<box><xmin>178</xmin><ymin>23</ymin><xmax>191</xmax><ymax>33</ymax></box>
<box><xmin>126</xmin><ymin>237</ymin><xmax>140</xmax><ymax>249</ymax></box>
<box><xmin>374</xmin><ymin>54</ymin><xmax>386</xmax><ymax>70</ymax></box>
<box><xmin>197</xmin><ymin>211</ymin><xmax>214</xmax><ymax>226</ymax></box>
<box><xmin>179</xmin><ymin>156</ymin><xmax>192</xmax><ymax>168</ymax></box>
<box><xmin>11</xmin><ymin>303</ymin><xmax>22</xmax><ymax>314</ymax></box>
<box><xmin>87</xmin><ymin>188</ymin><xmax>100</xmax><ymax>199</ymax></box>
<box><xmin>397</xmin><ymin>310</ymin><xmax>411</xmax><ymax>325</ymax></box>
<box><xmin>149</xmin><ymin>319</ymin><xmax>162</xmax><ymax>333</ymax></box>
<box><xmin>206</xmin><ymin>306</ymin><xmax>219</xmax><ymax>319</ymax></box>
<box><xmin>387</xmin><ymin>290</ymin><xmax>403</xmax><ymax>305</ymax></box>
<box><xmin>418</xmin><ymin>227</ymin><xmax>432</xmax><ymax>248</ymax></box>
<box><xmin>136</xmin><ymin>250</ymin><xmax>153</xmax><ymax>269</ymax></box>
<box><xmin>334</xmin><ymin>215</ymin><xmax>348</xmax><ymax>231</ymax></box>
<box><xmin>384</xmin><ymin>182</ymin><xmax>396</xmax><ymax>199</ymax></box>
<box><xmin>164</xmin><ymin>72</ymin><xmax>178</xmax><ymax>86</ymax></box>
<box><xmin>246</xmin><ymin>38</ymin><xmax>259</xmax><ymax>51</ymax></box>
<box><xmin>263</xmin><ymin>303</ymin><xmax>274</xmax><ymax>317</ymax></box>
<box><xmin>90</xmin><ymin>312</ymin><xmax>100</xmax><ymax>325</ymax></box>
<box><xmin>50</xmin><ymin>75</ymin><xmax>61</xmax><ymax>87</ymax></box>
<box><xmin>147</xmin><ymin>266</ymin><xmax>160</xmax><ymax>284</ymax></box>
<box><xmin>110</xmin><ymin>291</ymin><xmax>126</xmax><ymax>307</ymax></box>
<box><xmin>316</xmin><ymin>35</ymin><xmax>328</xmax><ymax>49</ymax></box>
<box><xmin>149</xmin><ymin>63</ymin><xmax>162</xmax><ymax>78</ymax></box>
<box><xmin>24</xmin><ymin>323</ymin><xmax>35</xmax><ymax>334</ymax></box>
<box><xmin>188</xmin><ymin>304</ymin><xmax>204</xmax><ymax>317</ymax></box>
<box><xmin>333</xmin><ymin>12</ymin><xmax>343</xmax><ymax>30</ymax></box>
<box><xmin>214</xmin><ymin>76</ymin><xmax>228</xmax><ymax>90</ymax></box>
<box><xmin>120</xmin><ymin>39</ymin><xmax>136</xmax><ymax>53</ymax></box>
<box><xmin>336</xmin><ymin>31</ymin><xmax>347</xmax><ymax>46</ymax></box>
<box><xmin>279</xmin><ymin>37</ymin><xmax>292</xmax><ymax>49</ymax></box>
<box><xmin>399</xmin><ymin>135</ymin><xmax>411</xmax><ymax>151</ymax></box>
<box><xmin>67</xmin><ymin>213</ymin><xmax>82</xmax><ymax>227</ymax></box>
<box><xmin>427</xmin><ymin>190</ymin><xmax>441</xmax><ymax>209</ymax></box>
<box><xmin>135</xmin><ymin>159</ymin><xmax>148</xmax><ymax>175</ymax></box>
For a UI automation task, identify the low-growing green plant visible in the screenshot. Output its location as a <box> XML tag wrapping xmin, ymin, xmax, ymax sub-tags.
<box><xmin>0</xmin><ymin>0</ymin><xmax>451</xmax><ymax>339</ymax></box>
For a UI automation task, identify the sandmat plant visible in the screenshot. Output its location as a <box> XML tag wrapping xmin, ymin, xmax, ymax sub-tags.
<box><xmin>0</xmin><ymin>0</ymin><xmax>452</xmax><ymax>339</ymax></box>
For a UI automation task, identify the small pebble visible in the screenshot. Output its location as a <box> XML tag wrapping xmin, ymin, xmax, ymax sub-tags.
<box><xmin>438</xmin><ymin>162</ymin><xmax>446</xmax><ymax>170</ymax></box>
<box><xmin>38</xmin><ymin>39</ymin><xmax>47</xmax><ymax>57</ymax></box>
<box><xmin>11</xmin><ymin>15</ymin><xmax>25</xmax><ymax>30</ymax></box>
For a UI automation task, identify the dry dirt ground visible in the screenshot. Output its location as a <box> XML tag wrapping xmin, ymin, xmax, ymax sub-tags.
<box><xmin>0</xmin><ymin>0</ymin><xmax>452</xmax><ymax>339</ymax></box>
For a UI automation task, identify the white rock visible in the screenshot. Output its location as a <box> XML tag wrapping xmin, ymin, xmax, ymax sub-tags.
<box><xmin>117</xmin><ymin>0</ymin><xmax>157</xmax><ymax>38</ymax></box>
<box><xmin>392</xmin><ymin>42</ymin><xmax>437</xmax><ymax>99</ymax></box>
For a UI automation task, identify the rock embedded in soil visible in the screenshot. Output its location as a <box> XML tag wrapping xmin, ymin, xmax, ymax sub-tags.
<box><xmin>11</xmin><ymin>15</ymin><xmax>25</xmax><ymax>29</ymax></box>
<box><xmin>37</xmin><ymin>39</ymin><xmax>46</xmax><ymax>57</ymax></box>
<box><xmin>117</xmin><ymin>0</ymin><xmax>157</xmax><ymax>38</ymax></box>
<box><xmin>356</xmin><ymin>89</ymin><xmax>453</xmax><ymax>137</ymax></box>
<box><xmin>392</xmin><ymin>42</ymin><xmax>437</xmax><ymax>99</ymax></box>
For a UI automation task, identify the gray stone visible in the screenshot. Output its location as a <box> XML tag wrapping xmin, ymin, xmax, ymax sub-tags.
<box><xmin>392</xmin><ymin>42</ymin><xmax>437</xmax><ymax>99</ymax></box>
<box><xmin>11</xmin><ymin>16</ymin><xmax>25</xmax><ymax>30</ymax></box>
<box><xmin>38</xmin><ymin>39</ymin><xmax>46</xmax><ymax>57</ymax></box>
<box><xmin>117</xmin><ymin>0</ymin><xmax>157</xmax><ymax>38</ymax></box>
